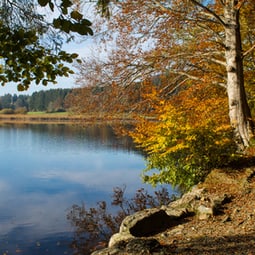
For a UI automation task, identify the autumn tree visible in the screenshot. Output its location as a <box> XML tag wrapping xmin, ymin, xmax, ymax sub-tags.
<box><xmin>75</xmin><ymin>0</ymin><xmax>255</xmax><ymax>150</ymax></box>
<box><xmin>131</xmin><ymin>83</ymin><xmax>238</xmax><ymax>190</ymax></box>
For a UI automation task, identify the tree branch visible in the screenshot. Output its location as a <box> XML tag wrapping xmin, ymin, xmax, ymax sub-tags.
<box><xmin>189</xmin><ymin>0</ymin><xmax>226</xmax><ymax>27</ymax></box>
<box><xmin>234</xmin><ymin>0</ymin><xmax>247</xmax><ymax>10</ymax></box>
<box><xmin>243</xmin><ymin>44</ymin><xmax>255</xmax><ymax>59</ymax></box>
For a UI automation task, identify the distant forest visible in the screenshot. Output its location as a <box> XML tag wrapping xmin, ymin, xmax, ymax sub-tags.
<box><xmin>0</xmin><ymin>88</ymin><xmax>71</xmax><ymax>113</ymax></box>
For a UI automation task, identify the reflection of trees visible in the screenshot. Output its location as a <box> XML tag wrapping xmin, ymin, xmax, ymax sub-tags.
<box><xmin>0</xmin><ymin>123</ymin><xmax>139</xmax><ymax>153</ymax></box>
<box><xmin>67</xmin><ymin>186</ymin><xmax>174</xmax><ymax>255</ymax></box>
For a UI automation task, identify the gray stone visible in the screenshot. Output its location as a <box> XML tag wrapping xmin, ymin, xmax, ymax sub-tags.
<box><xmin>167</xmin><ymin>187</ymin><xmax>205</xmax><ymax>213</ymax></box>
<box><xmin>109</xmin><ymin>232</ymin><xmax>133</xmax><ymax>248</ymax></box>
<box><xmin>196</xmin><ymin>205</ymin><xmax>214</xmax><ymax>220</ymax></box>
<box><xmin>91</xmin><ymin>186</ymin><xmax>231</xmax><ymax>255</ymax></box>
<box><xmin>92</xmin><ymin>238</ymin><xmax>162</xmax><ymax>255</ymax></box>
<box><xmin>119</xmin><ymin>208</ymin><xmax>177</xmax><ymax>237</ymax></box>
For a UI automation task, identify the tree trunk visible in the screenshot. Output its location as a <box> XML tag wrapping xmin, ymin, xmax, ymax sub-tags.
<box><xmin>224</xmin><ymin>0</ymin><xmax>254</xmax><ymax>150</ymax></box>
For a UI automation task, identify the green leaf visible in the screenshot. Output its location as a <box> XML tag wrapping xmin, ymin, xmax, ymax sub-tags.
<box><xmin>49</xmin><ymin>2</ymin><xmax>54</xmax><ymax>11</ymax></box>
<box><xmin>81</xmin><ymin>19</ymin><xmax>92</xmax><ymax>26</ymax></box>
<box><xmin>42</xmin><ymin>79</ymin><xmax>48</xmax><ymax>86</ymax></box>
<box><xmin>70</xmin><ymin>11</ymin><xmax>83</xmax><ymax>21</ymax></box>
<box><xmin>53</xmin><ymin>18</ymin><xmax>61</xmax><ymax>29</ymax></box>
<box><xmin>62</xmin><ymin>7</ymin><xmax>68</xmax><ymax>15</ymax></box>
<box><xmin>38</xmin><ymin>0</ymin><xmax>49</xmax><ymax>7</ymax></box>
<box><xmin>72</xmin><ymin>24</ymin><xmax>93</xmax><ymax>35</ymax></box>
<box><xmin>70</xmin><ymin>53</ymin><xmax>79</xmax><ymax>58</ymax></box>
<box><xmin>61</xmin><ymin>0</ymin><xmax>72</xmax><ymax>8</ymax></box>
<box><xmin>61</xmin><ymin>20</ymin><xmax>71</xmax><ymax>33</ymax></box>
<box><xmin>17</xmin><ymin>84</ymin><xmax>25</xmax><ymax>91</ymax></box>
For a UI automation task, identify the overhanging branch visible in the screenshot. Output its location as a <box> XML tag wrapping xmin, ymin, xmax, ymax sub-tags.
<box><xmin>190</xmin><ymin>0</ymin><xmax>226</xmax><ymax>27</ymax></box>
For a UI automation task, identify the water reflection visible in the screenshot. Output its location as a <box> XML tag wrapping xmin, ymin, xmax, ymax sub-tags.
<box><xmin>0</xmin><ymin>123</ymin><xmax>168</xmax><ymax>255</ymax></box>
<box><xmin>0</xmin><ymin>123</ymin><xmax>136</xmax><ymax>152</ymax></box>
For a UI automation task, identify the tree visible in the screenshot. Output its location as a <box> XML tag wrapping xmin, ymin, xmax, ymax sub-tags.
<box><xmin>222</xmin><ymin>0</ymin><xmax>254</xmax><ymax>148</ymax></box>
<box><xmin>130</xmin><ymin>83</ymin><xmax>237</xmax><ymax>190</ymax></box>
<box><xmin>0</xmin><ymin>0</ymin><xmax>101</xmax><ymax>91</ymax></box>
<box><xmin>76</xmin><ymin>0</ymin><xmax>255</xmax><ymax>150</ymax></box>
<box><xmin>0</xmin><ymin>93</ymin><xmax>13</xmax><ymax>109</ymax></box>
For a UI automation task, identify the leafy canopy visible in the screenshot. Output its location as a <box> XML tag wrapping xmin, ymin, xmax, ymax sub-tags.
<box><xmin>0</xmin><ymin>0</ymin><xmax>94</xmax><ymax>91</ymax></box>
<box><xmin>71</xmin><ymin>0</ymin><xmax>255</xmax><ymax>188</ymax></box>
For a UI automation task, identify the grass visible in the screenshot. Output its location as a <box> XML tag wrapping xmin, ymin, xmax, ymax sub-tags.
<box><xmin>27</xmin><ymin>111</ymin><xmax>69</xmax><ymax>115</ymax></box>
<box><xmin>0</xmin><ymin>111</ymin><xmax>134</xmax><ymax>125</ymax></box>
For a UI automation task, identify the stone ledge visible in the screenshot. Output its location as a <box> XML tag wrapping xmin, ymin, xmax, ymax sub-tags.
<box><xmin>91</xmin><ymin>186</ymin><xmax>230</xmax><ymax>255</ymax></box>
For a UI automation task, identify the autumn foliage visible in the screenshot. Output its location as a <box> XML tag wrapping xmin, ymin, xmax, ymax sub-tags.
<box><xmin>66</xmin><ymin>0</ymin><xmax>255</xmax><ymax>188</ymax></box>
<box><xmin>130</xmin><ymin>82</ymin><xmax>237</xmax><ymax>190</ymax></box>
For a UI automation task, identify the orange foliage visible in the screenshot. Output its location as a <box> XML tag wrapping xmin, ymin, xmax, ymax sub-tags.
<box><xmin>130</xmin><ymin>82</ymin><xmax>237</xmax><ymax>189</ymax></box>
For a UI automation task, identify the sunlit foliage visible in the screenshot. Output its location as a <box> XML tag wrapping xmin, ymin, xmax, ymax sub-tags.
<box><xmin>67</xmin><ymin>0</ymin><xmax>255</xmax><ymax>188</ymax></box>
<box><xmin>131</xmin><ymin>83</ymin><xmax>238</xmax><ymax>190</ymax></box>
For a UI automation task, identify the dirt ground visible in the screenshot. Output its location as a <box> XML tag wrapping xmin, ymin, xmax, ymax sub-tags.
<box><xmin>155</xmin><ymin>167</ymin><xmax>255</xmax><ymax>254</ymax></box>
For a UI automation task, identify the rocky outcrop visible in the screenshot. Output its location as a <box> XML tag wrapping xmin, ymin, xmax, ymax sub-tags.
<box><xmin>91</xmin><ymin>238</ymin><xmax>164</xmax><ymax>255</ymax></box>
<box><xmin>91</xmin><ymin>186</ymin><xmax>231</xmax><ymax>255</ymax></box>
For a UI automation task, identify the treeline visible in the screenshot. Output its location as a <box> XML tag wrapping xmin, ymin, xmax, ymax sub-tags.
<box><xmin>0</xmin><ymin>88</ymin><xmax>71</xmax><ymax>113</ymax></box>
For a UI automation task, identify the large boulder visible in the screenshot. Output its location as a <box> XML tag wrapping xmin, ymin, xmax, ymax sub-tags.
<box><xmin>109</xmin><ymin>208</ymin><xmax>178</xmax><ymax>247</ymax></box>
<box><xmin>165</xmin><ymin>187</ymin><xmax>230</xmax><ymax>220</ymax></box>
<box><xmin>91</xmin><ymin>186</ymin><xmax>230</xmax><ymax>255</ymax></box>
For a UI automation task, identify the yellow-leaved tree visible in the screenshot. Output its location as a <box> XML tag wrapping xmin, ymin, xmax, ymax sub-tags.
<box><xmin>131</xmin><ymin>82</ymin><xmax>237</xmax><ymax>190</ymax></box>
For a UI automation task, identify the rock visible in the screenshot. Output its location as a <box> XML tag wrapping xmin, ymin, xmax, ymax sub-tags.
<box><xmin>109</xmin><ymin>232</ymin><xmax>133</xmax><ymax>248</ymax></box>
<box><xmin>196</xmin><ymin>205</ymin><xmax>214</xmax><ymax>220</ymax></box>
<box><xmin>167</xmin><ymin>187</ymin><xmax>231</xmax><ymax>218</ymax></box>
<box><xmin>119</xmin><ymin>208</ymin><xmax>176</xmax><ymax>236</ymax></box>
<box><xmin>166</xmin><ymin>224</ymin><xmax>184</xmax><ymax>235</ymax></box>
<box><xmin>92</xmin><ymin>238</ymin><xmax>162</xmax><ymax>255</ymax></box>
<box><xmin>107</xmin><ymin>204</ymin><xmax>188</xmax><ymax>250</ymax></box>
<box><xmin>92</xmin><ymin>186</ymin><xmax>232</xmax><ymax>255</ymax></box>
<box><xmin>109</xmin><ymin>208</ymin><xmax>178</xmax><ymax>247</ymax></box>
<box><xmin>125</xmin><ymin>238</ymin><xmax>161</xmax><ymax>253</ymax></box>
<box><xmin>163</xmin><ymin>205</ymin><xmax>188</xmax><ymax>218</ymax></box>
<box><xmin>91</xmin><ymin>247</ymin><xmax>122</xmax><ymax>255</ymax></box>
<box><xmin>167</xmin><ymin>187</ymin><xmax>205</xmax><ymax>213</ymax></box>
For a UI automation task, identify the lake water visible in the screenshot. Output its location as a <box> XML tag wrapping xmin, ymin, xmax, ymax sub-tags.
<box><xmin>0</xmin><ymin>123</ymin><xmax>173</xmax><ymax>255</ymax></box>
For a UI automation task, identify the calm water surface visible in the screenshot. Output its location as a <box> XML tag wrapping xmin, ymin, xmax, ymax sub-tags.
<box><xmin>0</xmin><ymin>123</ymin><xmax>171</xmax><ymax>254</ymax></box>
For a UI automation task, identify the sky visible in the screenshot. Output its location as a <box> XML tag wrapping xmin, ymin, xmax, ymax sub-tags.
<box><xmin>0</xmin><ymin>2</ymin><xmax>104</xmax><ymax>96</ymax></box>
<box><xmin>0</xmin><ymin>38</ymin><xmax>96</xmax><ymax>96</ymax></box>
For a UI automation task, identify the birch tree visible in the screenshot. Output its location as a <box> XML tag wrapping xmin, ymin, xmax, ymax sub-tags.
<box><xmin>76</xmin><ymin>0</ymin><xmax>255</xmax><ymax>150</ymax></box>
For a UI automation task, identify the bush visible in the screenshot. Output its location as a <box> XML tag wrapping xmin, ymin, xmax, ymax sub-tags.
<box><xmin>130</xmin><ymin>85</ymin><xmax>238</xmax><ymax>191</ymax></box>
<box><xmin>141</xmin><ymin>124</ymin><xmax>237</xmax><ymax>191</ymax></box>
<box><xmin>0</xmin><ymin>108</ymin><xmax>14</xmax><ymax>114</ymax></box>
<box><xmin>14</xmin><ymin>107</ymin><xmax>28</xmax><ymax>114</ymax></box>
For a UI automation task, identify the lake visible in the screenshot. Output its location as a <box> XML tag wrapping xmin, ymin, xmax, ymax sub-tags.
<box><xmin>0</xmin><ymin>123</ymin><xmax>174</xmax><ymax>255</ymax></box>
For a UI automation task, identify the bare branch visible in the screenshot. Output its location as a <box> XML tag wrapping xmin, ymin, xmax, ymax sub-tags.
<box><xmin>234</xmin><ymin>0</ymin><xmax>247</xmax><ymax>10</ymax></box>
<box><xmin>150</xmin><ymin>0</ymin><xmax>171</xmax><ymax>13</ymax></box>
<box><xmin>190</xmin><ymin>0</ymin><xmax>226</xmax><ymax>27</ymax></box>
<box><xmin>210</xmin><ymin>58</ymin><xmax>226</xmax><ymax>67</ymax></box>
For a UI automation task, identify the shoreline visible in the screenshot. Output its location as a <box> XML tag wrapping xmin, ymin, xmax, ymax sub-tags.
<box><xmin>0</xmin><ymin>113</ymin><xmax>135</xmax><ymax>125</ymax></box>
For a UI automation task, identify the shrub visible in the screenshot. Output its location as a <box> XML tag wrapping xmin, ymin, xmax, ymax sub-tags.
<box><xmin>14</xmin><ymin>107</ymin><xmax>28</xmax><ymax>114</ymax></box>
<box><xmin>0</xmin><ymin>108</ymin><xmax>14</xmax><ymax>114</ymax></box>
<box><xmin>130</xmin><ymin>84</ymin><xmax>238</xmax><ymax>191</ymax></box>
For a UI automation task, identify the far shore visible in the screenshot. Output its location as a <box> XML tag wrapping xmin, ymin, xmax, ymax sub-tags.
<box><xmin>0</xmin><ymin>112</ymin><xmax>135</xmax><ymax>125</ymax></box>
